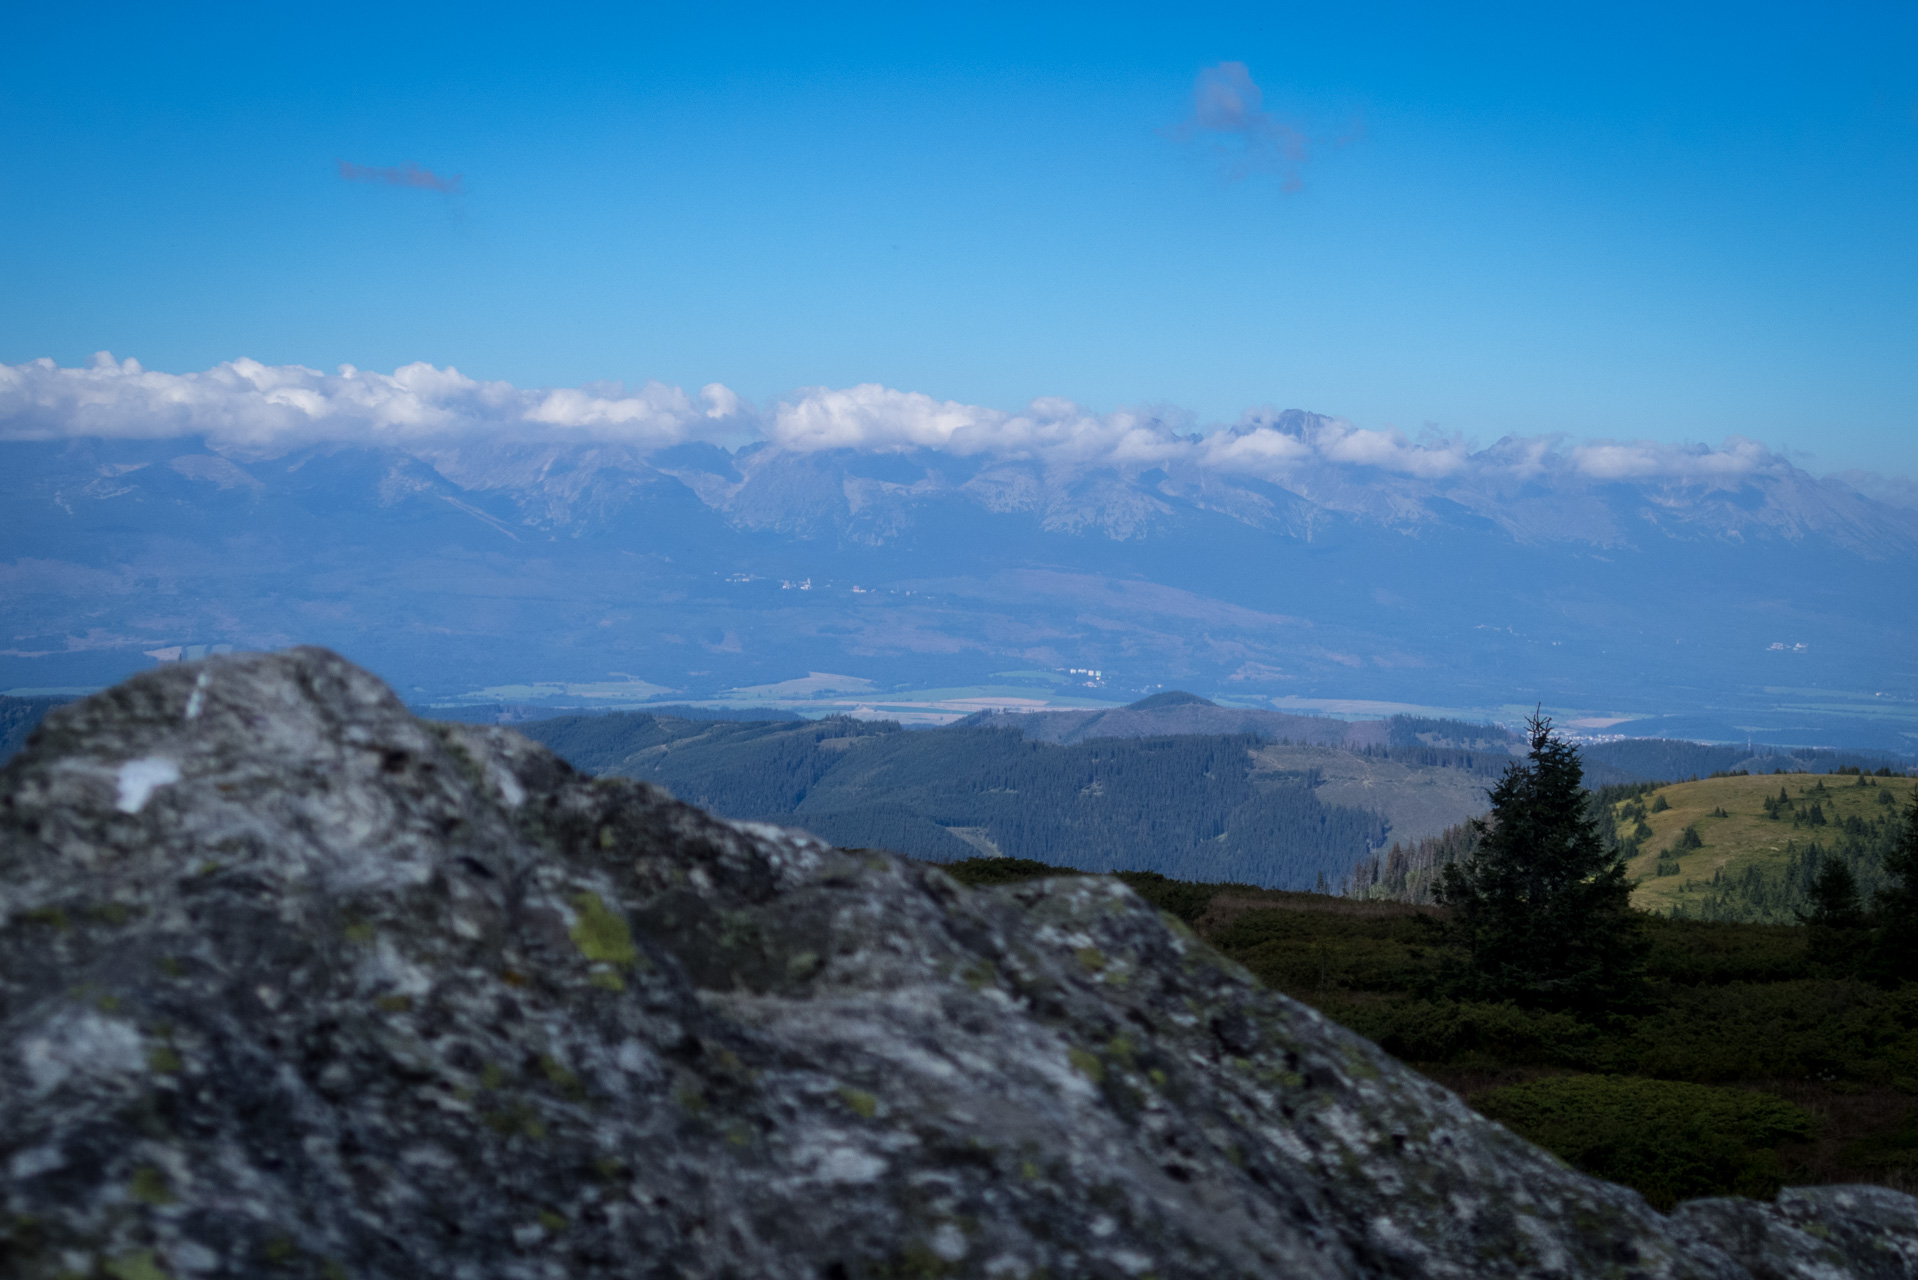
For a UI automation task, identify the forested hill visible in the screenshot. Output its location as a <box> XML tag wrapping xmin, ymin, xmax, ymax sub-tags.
<box><xmin>1581</xmin><ymin>738</ymin><xmax>1914</xmax><ymax>786</ymax></box>
<box><xmin>514</xmin><ymin>710</ymin><xmax>1402</xmax><ymax>889</ymax></box>
<box><xmin>959</xmin><ymin>694</ymin><xmax>1519</xmax><ymax>752</ymax></box>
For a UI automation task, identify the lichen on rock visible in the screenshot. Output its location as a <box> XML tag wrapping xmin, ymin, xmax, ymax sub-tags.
<box><xmin>0</xmin><ymin>648</ymin><xmax>1912</xmax><ymax>1278</ymax></box>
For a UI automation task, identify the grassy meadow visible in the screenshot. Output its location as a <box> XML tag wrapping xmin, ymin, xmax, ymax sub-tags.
<box><xmin>1611</xmin><ymin>771</ymin><xmax>1917</xmax><ymax>919</ymax></box>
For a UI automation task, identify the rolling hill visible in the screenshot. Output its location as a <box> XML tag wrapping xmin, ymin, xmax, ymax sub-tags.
<box><xmin>512</xmin><ymin>701</ymin><xmax>1524</xmax><ymax>888</ymax></box>
<box><xmin>1613</xmin><ymin>769</ymin><xmax>1918</xmax><ymax>922</ymax></box>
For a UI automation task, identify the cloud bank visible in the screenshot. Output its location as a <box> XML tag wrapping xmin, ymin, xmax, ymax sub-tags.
<box><xmin>0</xmin><ymin>353</ymin><xmax>1807</xmax><ymax>493</ymax></box>
<box><xmin>0</xmin><ymin>354</ymin><xmax>740</xmax><ymax>453</ymax></box>
<box><xmin>763</xmin><ymin>383</ymin><xmax>1791</xmax><ymax>491</ymax></box>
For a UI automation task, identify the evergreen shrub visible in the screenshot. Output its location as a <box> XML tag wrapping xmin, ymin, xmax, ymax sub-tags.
<box><xmin>1474</xmin><ymin>1075</ymin><xmax>1815</xmax><ymax>1209</ymax></box>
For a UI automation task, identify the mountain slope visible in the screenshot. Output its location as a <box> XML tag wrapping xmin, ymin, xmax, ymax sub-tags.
<box><xmin>510</xmin><ymin>707</ymin><xmax>1524</xmax><ymax>888</ymax></box>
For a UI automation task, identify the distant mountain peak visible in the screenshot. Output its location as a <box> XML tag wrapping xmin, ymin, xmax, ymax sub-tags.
<box><xmin>1126</xmin><ymin>690</ymin><xmax>1217</xmax><ymax>710</ymax></box>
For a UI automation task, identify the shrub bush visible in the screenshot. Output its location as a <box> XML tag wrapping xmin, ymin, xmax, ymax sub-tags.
<box><xmin>1113</xmin><ymin>869</ymin><xmax>1219</xmax><ymax>923</ymax></box>
<box><xmin>1473</xmin><ymin>1075</ymin><xmax>1815</xmax><ymax>1208</ymax></box>
<box><xmin>937</xmin><ymin>856</ymin><xmax>1076</xmax><ymax>887</ymax></box>
<box><xmin>1336</xmin><ymin>998</ymin><xmax>1607</xmax><ymax>1071</ymax></box>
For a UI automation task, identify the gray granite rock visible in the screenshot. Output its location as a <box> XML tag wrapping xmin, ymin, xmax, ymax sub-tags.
<box><xmin>0</xmin><ymin>648</ymin><xmax>1912</xmax><ymax>1279</ymax></box>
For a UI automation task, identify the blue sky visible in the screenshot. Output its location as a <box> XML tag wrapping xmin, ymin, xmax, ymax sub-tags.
<box><xmin>4</xmin><ymin>2</ymin><xmax>1916</xmax><ymax>474</ymax></box>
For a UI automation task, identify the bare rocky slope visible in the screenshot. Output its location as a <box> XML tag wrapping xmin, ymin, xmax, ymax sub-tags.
<box><xmin>3</xmin><ymin>649</ymin><xmax>1916</xmax><ymax>1279</ymax></box>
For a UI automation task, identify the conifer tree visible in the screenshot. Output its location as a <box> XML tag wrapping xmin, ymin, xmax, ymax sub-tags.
<box><xmin>1802</xmin><ymin>855</ymin><xmax>1864</xmax><ymax>929</ymax></box>
<box><xmin>1436</xmin><ymin>712</ymin><xmax>1646</xmax><ymax>1014</ymax></box>
<box><xmin>1872</xmin><ymin>792</ymin><xmax>1918</xmax><ymax>982</ymax></box>
<box><xmin>1802</xmin><ymin>853</ymin><xmax>1866</xmax><ymax>972</ymax></box>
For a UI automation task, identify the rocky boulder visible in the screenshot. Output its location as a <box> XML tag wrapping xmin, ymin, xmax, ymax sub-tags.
<box><xmin>2</xmin><ymin>649</ymin><xmax>1915</xmax><ymax>1279</ymax></box>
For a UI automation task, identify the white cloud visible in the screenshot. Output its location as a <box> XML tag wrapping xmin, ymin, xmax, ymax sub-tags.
<box><xmin>765</xmin><ymin>385</ymin><xmax>1192</xmax><ymax>473</ymax></box>
<box><xmin>0</xmin><ymin>354</ymin><xmax>1814</xmax><ymax>495</ymax></box>
<box><xmin>768</xmin><ymin>384</ymin><xmax>1000</xmax><ymax>452</ymax></box>
<box><xmin>0</xmin><ymin>353</ymin><xmax>743</xmax><ymax>452</ymax></box>
<box><xmin>1307</xmin><ymin>421</ymin><xmax>1467</xmax><ymax>478</ymax></box>
<box><xmin>1188</xmin><ymin>413</ymin><xmax>1465</xmax><ymax>482</ymax></box>
<box><xmin>1195</xmin><ymin>425</ymin><xmax>1311</xmax><ymax>472</ymax></box>
<box><xmin>1569</xmin><ymin>436</ymin><xmax>1780</xmax><ymax>482</ymax></box>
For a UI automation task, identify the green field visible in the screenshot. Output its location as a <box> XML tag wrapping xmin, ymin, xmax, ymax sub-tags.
<box><xmin>1611</xmin><ymin>771</ymin><xmax>1917</xmax><ymax>920</ymax></box>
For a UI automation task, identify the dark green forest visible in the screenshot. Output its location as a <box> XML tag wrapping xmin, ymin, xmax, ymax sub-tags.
<box><xmin>518</xmin><ymin>712</ymin><xmax>1392</xmax><ymax>888</ymax></box>
<box><xmin>1580</xmin><ymin>739</ymin><xmax>1911</xmax><ymax>787</ymax></box>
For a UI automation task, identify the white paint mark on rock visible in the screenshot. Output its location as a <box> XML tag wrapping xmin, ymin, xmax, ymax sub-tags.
<box><xmin>115</xmin><ymin>757</ymin><xmax>180</xmax><ymax>813</ymax></box>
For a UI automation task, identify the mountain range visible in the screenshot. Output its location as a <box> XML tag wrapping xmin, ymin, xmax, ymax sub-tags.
<box><xmin>3</xmin><ymin>400</ymin><xmax>1915</xmax><ymax>750</ymax></box>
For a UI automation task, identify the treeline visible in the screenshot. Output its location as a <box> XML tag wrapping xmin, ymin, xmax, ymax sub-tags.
<box><xmin>1340</xmin><ymin>779</ymin><xmax>1659</xmax><ymax>904</ymax></box>
<box><xmin>1352</xmin><ymin>743</ymin><xmax>1512</xmax><ymax>776</ymax></box>
<box><xmin>1384</xmin><ymin>714</ymin><xmax>1516</xmax><ymax>751</ymax></box>
<box><xmin>1582</xmin><ymin>738</ymin><xmax>1913</xmax><ymax>786</ymax></box>
<box><xmin>768</xmin><ymin>804</ymin><xmax>978</xmax><ymax>862</ymax></box>
<box><xmin>1341</xmin><ymin>820</ymin><xmax>1481</xmax><ymax>902</ymax></box>
<box><xmin>516</xmin><ymin>712</ymin><xmax>1390</xmax><ymax>888</ymax></box>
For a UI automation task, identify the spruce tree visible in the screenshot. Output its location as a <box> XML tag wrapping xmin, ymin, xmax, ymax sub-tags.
<box><xmin>1801</xmin><ymin>854</ymin><xmax>1866</xmax><ymax>972</ymax></box>
<box><xmin>1436</xmin><ymin>712</ymin><xmax>1646</xmax><ymax>1014</ymax></box>
<box><xmin>1802</xmin><ymin>855</ymin><xmax>1864</xmax><ymax>928</ymax></box>
<box><xmin>1872</xmin><ymin>792</ymin><xmax>1918</xmax><ymax>983</ymax></box>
